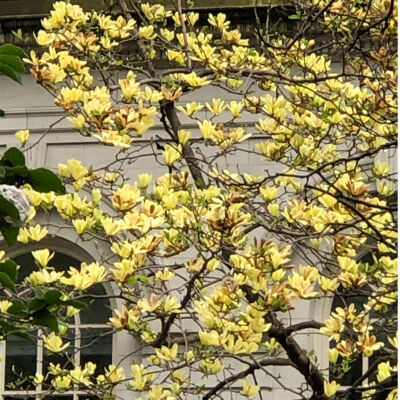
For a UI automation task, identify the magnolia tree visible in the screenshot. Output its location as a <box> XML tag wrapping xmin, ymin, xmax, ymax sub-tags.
<box><xmin>0</xmin><ymin>0</ymin><xmax>397</xmax><ymax>399</ymax></box>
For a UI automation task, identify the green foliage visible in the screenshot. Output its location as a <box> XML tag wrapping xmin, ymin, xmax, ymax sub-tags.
<box><xmin>0</xmin><ymin>147</ymin><xmax>65</xmax><ymax>245</ymax></box>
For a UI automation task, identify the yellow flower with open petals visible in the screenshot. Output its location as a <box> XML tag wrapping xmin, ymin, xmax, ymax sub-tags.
<box><xmin>242</xmin><ymin>379</ymin><xmax>260</xmax><ymax>397</ymax></box>
<box><xmin>32</xmin><ymin>248</ymin><xmax>54</xmax><ymax>267</ymax></box>
<box><xmin>43</xmin><ymin>332</ymin><xmax>69</xmax><ymax>353</ymax></box>
<box><xmin>0</xmin><ymin>300</ymin><xmax>12</xmax><ymax>313</ymax></box>
<box><xmin>162</xmin><ymin>144</ymin><xmax>181</xmax><ymax>166</ymax></box>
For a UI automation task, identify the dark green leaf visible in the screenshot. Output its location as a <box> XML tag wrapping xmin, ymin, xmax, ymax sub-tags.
<box><xmin>0</xmin><ymin>44</ymin><xmax>28</xmax><ymax>58</ymax></box>
<box><xmin>0</xmin><ymin>319</ymin><xmax>13</xmax><ymax>334</ymax></box>
<box><xmin>7</xmin><ymin>300</ymin><xmax>27</xmax><ymax>317</ymax></box>
<box><xmin>0</xmin><ymin>194</ymin><xmax>20</xmax><ymax>220</ymax></box>
<box><xmin>0</xmin><ymin>61</ymin><xmax>22</xmax><ymax>84</ymax></box>
<box><xmin>2</xmin><ymin>147</ymin><xmax>25</xmax><ymax>166</ymax></box>
<box><xmin>0</xmin><ymin>221</ymin><xmax>19</xmax><ymax>245</ymax></box>
<box><xmin>27</xmin><ymin>168</ymin><xmax>66</xmax><ymax>194</ymax></box>
<box><xmin>32</xmin><ymin>308</ymin><xmax>59</xmax><ymax>331</ymax></box>
<box><xmin>63</xmin><ymin>299</ymin><xmax>86</xmax><ymax>309</ymax></box>
<box><xmin>0</xmin><ymin>54</ymin><xmax>25</xmax><ymax>74</ymax></box>
<box><xmin>0</xmin><ymin>109</ymin><xmax>4</xmax><ymax>117</ymax></box>
<box><xmin>0</xmin><ymin>259</ymin><xmax>18</xmax><ymax>282</ymax></box>
<box><xmin>44</xmin><ymin>289</ymin><xmax>63</xmax><ymax>305</ymax></box>
<box><xmin>0</xmin><ymin>271</ymin><xmax>15</xmax><ymax>291</ymax></box>
<box><xmin>27</xmin><ymin>298</ymin><xmax>46</xmax><ymax>312</ymax></box>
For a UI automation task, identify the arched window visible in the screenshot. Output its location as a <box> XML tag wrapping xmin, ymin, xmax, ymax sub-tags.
<box><xmin>1</xmin><ymin>251</ymin><xmax>113</xmax><ymax>400</ymax></box>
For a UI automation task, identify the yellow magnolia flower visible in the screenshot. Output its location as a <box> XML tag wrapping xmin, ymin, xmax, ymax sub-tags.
<box><xmin>228</xmin><ymin>101</ymin><xmax>243</xmax><ymax>118</ymax></box>
<box><xmin>155</xmin><ymin>343</ymin><xmax>178</xmax><ymax>361</ymax></box>
<box><xmin>328</xmin><ymin>348</ymin><xmax>339</xmax><ymax>363</ymax></box>
<box><xmin>53</xmin><ymin>375</ymin><xmax>72</xmax><ymax>390</ymax></box>
<box><xmin>162</xmin><ymin>144</ymin><xmax>181</xmax><ymax>165</ymax></box>
<box><xmin>163</xmin><ymin>295</ymin><xmax>182</xmax><ymax>314</ymax></box>
<box><xmin>373</xmin><ymin>161</ymin><xmax>390</xmax><ymax>177</ymax></box>
<box><xmin>139</xmin><ymin>25</ymin><xmax>156</xmax><ymax>40</ymax></box>
<box><xmin>104</xmin><ymin>364</ymin><xmax>125</xmax><ymax>383</ymax></box>
<box><xmin>112</xmin><ymin>184</ymin><xmax>141</xmax><ymax>211</ymax></box>
<box><xmin>15</xmin><ymin>129</ymin><xmax>29</xmax><ymax>145</ymax></box>
<box><xmin>176</xmin><ymin>101</ymin><xmax>204</xmax><ymax>116</ymax></box>
<box><xmin>138</xmin><ymin>293</ymin><xmax>162</xmax><ymax>313</ymax></box>
<box><xmin>43</xmin><ymin>332</ymin><xmax>69</xmax><ymax>353</ymax></box>
<box><xmin>27</xmin><ymin>269</ymin><xmax>64</xmax><ymax>286</ymax></box>
<box><xmin>67</xmin><ymin>114</ymin><xmax>85</xmax><ymax>130</ymax></box>
<box><xmin>33</xmin><ymin>372</ymin><xmax>44</xmax><ymax>385</ymax></box>
<box><xmin>155</xmin><ymin>267</ymin><xmax>175</xmax><ymax>281</ymax></box>
<box><xmin>206</xmin><ymin>98</ymin><xmax>227</xmax><ymax>115</ymax></box>
<box><xmin>242</xmin><ymin>379</ymin><xmax>260</xmax><ymax>397</ymax></box>
<box><xmin>0</xmin><ymin>300</ymin><xmax>12</xmax><ymax>313</ymax></box>
<box><xmin>324</xmin><ymin>380</ymin><xmax>340</xmax><ymax>397</ymax></box>
<box><xmin>388</xmin><ymin>331</ymin><xmax>398</xmax><ymax>348</ymax></box>
<box><xmin>260</xmin><ymin>185</ymin><xmax>278</xmax><ymax>201</ymax></box>
<box><xmin>200</xmin><ymin>358</ymin><xmax>223</xmax><ymax>374</ymax></box>
<box><xmin>268</xmin><ymin>202</ymin><xmax>279</xmax><ymax>216</ymax></box>
<box><xmin>178</xmin><ymin>129</ymin><xmax>191</xmax><ymax>145</ymax></box>
<box><xmin>130</xmin><ymin>364</ymin><xmax>155</xmax><ymax>390</ymax></box>
<box><xmin>32</xmin><ymin>248</ymin><xmax>54</xmax><ymax>267</ymax></box>
<box><xmin>319</xmin><ymin>276</ymin><xmax>339</xmax><ymax>292</ymax></box>
<box><xmin>17</xmin><ymin>224</ymin><xmax>48</xmax><ymax>243</ymax></box>
<box><xmin>377</xmin><ymin>361</ymin><xmax>392</xmax><ymax>382</ymax></box>
<box><xmin>199</xmin><ymin>330</ymin><xmax>220</xmax><ymax>346</ymax></box>
<box><xmin>139</xmin><ymin>173</ymin><xmax>152</xmax><ymax>188</ymax></box>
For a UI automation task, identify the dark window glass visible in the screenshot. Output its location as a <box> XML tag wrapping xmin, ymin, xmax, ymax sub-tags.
<box><xmin>80</xmin><ymin>284</ymin><xmax>112</xmax><ymax>324</ymax></box>
<box><xmin>5</xmin><ymin>334</ymin><xmax>37</xmax><ymax>390</ymax></box>
<box><xmin>80</xmin><ymin>328</ymin><xmax>113</xmax><ymax>373</ymax></box>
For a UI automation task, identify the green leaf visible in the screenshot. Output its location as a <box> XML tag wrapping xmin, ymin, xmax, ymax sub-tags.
<box><xmin>0</xmin><ymin>109</ymin><xmax>4</xmax><ymax>117</ymax></box>
<box><xmin>27</xmin><ymin>298</ymin><xmax>46</xmax><ymax>312</ymax></box>
<box><xmin>0</xmin><ymin>44</ymin><xmax>28</xmax><ymax>58</ymax></box>
<box><xmin>0</xmin><ymin>194</ymin><xmax>20</xmax><ymax>220</ymax></box>
<box><xmin>0</xmin><ymin>271</ymin><xmax>15</xmax><ymax>291</ymax></box>
<box><xmin>2</xmin><ymin>147</ymin><xmax>25</xmax><ymax>166</ymax></box>
<box><xmin>7</xmin><ymin>300</ymin><xmax>27</xmax><ymax>317</ymax></box>
<box><xmin>0</xmin><ymin>61</ymin><xmax>22</xmax><ymax>84</ymax></box>
<box><xmin>127</xmin><ymin>275</ymin><xmax>149</xmax><ymax>284</ymax></box>
<box><xmin>0</xmin><ymin>220</ymin><xmax>19</xmax><ymax>245</ymax></box>
<box><xmin>32</xmin><ymin>309</ymin><xmax>59</xmax><ymax>331</ymax></box>
<box><xmin>0</xmin><ymin>54</ymin><xmax>25</xmax><ymax>74</ymax></box>
<box><xmin>63</xmin><ymin>299</ymin><xmax>86</xmax><ymax>309</ymax></box>
<box><xmin>44</xmin><ymin>290</ymin><xmax>63</xmax><ymax>305</ymax></box>
<box><xmin>4</xmin><ymin>165</ymin><xmax>29</xmax><ymax>178</ymax></box>
<box><xmin>27</xmin><ymin>168</ymin><xmax>66</xmax><ymax>194</ymax></box>
<box><xmin>0</xmin><ymin>320</ymin><xmax>13</xmax><ymax>334</ymax></box>
<box><xmin>0</xmin><ymin>259</ymin><xmax>18</xmax><ymax>282</ymax></box>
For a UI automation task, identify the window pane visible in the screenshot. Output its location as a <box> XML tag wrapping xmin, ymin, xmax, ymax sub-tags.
<box><xmin>80</xmin><ymin>328</ymin><xmax>112</xmax><ymax>373</ymax></box>
<box><xmin>79</xmin><ymin>284</ymin><xmax>112</xmax><ymax>324</ymax></box>
<box><xmin>5</xmin><ymin>334</ymin><xmax>37</xmax><ymax>390</ymax></box>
